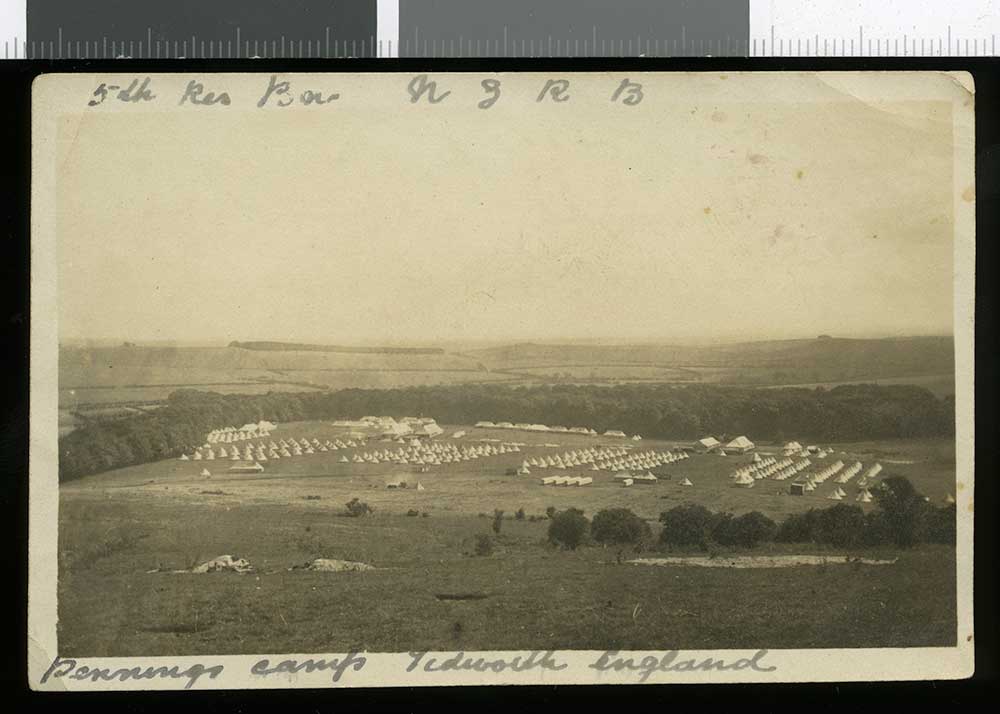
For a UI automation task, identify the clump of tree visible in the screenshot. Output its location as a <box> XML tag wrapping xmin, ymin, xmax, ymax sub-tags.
<box><xmin>662</xmin><ymin>477</ymin><xmax>952</xmax><ymax>551</ymax></box>
<box><xmin>591</xmin><ymin>508</ymin><xmax>651</xmax><ymax>546</ymax></box>
<box><xmin>658</xmin><ymin>504</ymin><xmax>716</xmax><ymax>549</ymax></box>
<box><xmin>547</xmin><ymin>508</ymin><xmax>589</xmax><ymax>550</ymax></box>
<box><xmin>345</xmin><ymin>498</ymin><xmax>373</xmax><ymax>517</ymax></box>
<box><xmin>710</xmin><ymin>511</ymin><xmax>778</xmax><ymax>548</ymax></box>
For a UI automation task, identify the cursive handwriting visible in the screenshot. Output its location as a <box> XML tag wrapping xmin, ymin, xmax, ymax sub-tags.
<box><xmin>407</xmin><ymin>650</ymin><xmax>568</xmax><ymax>674</ymax></box>
<box><xmin>86</xmin><ymin>76</ymin><xmax>656</xmax><ymax>110</ymax></box>
<box><xmin>589</xmin><ymin>649</ymin><xmax>777</xmax><ymax>682</ymax></box>
<box><xmin>41</xmin><ymin>656</ymin><xmax>224</xmax><ymax>689</ymax></box>
<box><xmin>250</xmin><ymin>652</ymin><xmax>366</xmax><ymax>682</ymax></box>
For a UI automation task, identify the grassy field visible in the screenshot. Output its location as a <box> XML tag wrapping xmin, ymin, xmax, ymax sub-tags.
<box><xmin>57</xmin><ymin>423</ymin><xmax>958</xmax><ymax>656</ymax></box>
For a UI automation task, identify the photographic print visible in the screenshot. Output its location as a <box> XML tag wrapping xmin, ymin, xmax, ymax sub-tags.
<box><xmin>29</xmin><ymin>70</ymin><xmax>975</xmax><ymax>689</ymax></box>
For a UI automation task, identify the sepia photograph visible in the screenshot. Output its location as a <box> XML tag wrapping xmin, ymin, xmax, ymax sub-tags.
<box><xmin>29</xmin><ymin>70</ymin><xmax>974</xmax><ymax>689</ymax></box>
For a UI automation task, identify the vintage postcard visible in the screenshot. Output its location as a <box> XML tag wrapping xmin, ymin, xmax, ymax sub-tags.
<box><xmin>29</xmin><ymin>70</ymin><xmax>975</xmax><ymax>690</ymax></box>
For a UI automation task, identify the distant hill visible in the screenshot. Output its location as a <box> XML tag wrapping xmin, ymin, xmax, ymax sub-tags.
<box><xmin>58</xmin><ymin>336</ymin><xmax>954</xmax><ymax>408</ymax></box>
<box><xmin>229</xmin><ymin>341</ymin><xmax>444</xmax><ymax>355</ymax></box>
<box><xmin>465</xmin><ymin>336</ymin><xmax>954</xmax><ymax>380</ymax></box>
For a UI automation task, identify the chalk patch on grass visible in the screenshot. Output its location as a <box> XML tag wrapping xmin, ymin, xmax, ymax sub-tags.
<box><xmin>627</xmin><ymin>555</ymin><xmax>898</xmax><ymax>569</ymax></box>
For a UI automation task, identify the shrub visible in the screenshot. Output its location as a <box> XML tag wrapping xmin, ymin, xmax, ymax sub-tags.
<box><xmin>775</xmin><ymin>509</ymin><xmax>820</xmax><ymax>543</ymax></box>
<box><xmin>815</xmin><ymin>503</ymin><xmax>867</xmax><ymax>547</ymax></box>
<box><xmin>658</xmin><ymin>503</ymin><xmax>715</xmax><ymax>549</ymax></box>
<box><xmin>406</xmin><ymin>509</ymin><xmax>419</xmax><ymax>517</ymax></box>
<box><xmin>515</xmin><ymin>508</ymin><xmax>526</xmax><ymax>521</ymax></box>
<box><xmin>492</xmin><ymin>509</ymin><xmax>504</xmax><ymax>535</ymax></box>
<box><xmin>474</xmin><ymin>534</ymin><xmax>493</xmax><ymax>556</ymax></box>
<box><xmin>722</xmin><ymin>511</ymin><xmax>777</xmax><ymax>548</ymax></box>
<box><xmin>591</xmin><ymin>508</ymin><xmax>651</xmax><ymax>545</ymax></box>
<box><xmin>925</xmin><ymin>504</ymin><xmax>956</xmax><ymax>544</ymax></box>
<box><xmin>345</xmin><ymin>498</ymin><xmax>373</xmax><ymax>517</ymax></box>
<box><xmin>548</xmin><ymin>508</ymin><xmax>589</xmax><ymax>550</ymax></box>
<box><xmin>545</xmin><ymin>506</ymin><xmax>557</xmax><ymax>520</ymax></box>
<box><xmin>873</xmin><ymin>476</ymin><xmax>932</xmax><ymax>547</ymax></box>
<box><xmin>708</xmin><ymin>511</ymin><xmax>735</xmax><ymax>545</ymax></box>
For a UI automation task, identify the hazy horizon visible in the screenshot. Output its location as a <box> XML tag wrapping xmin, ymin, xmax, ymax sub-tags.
<box><xmin>56</xmin><ymin>73</ymin><xmax>957</xmax><ymax>345</ymax></box>
<box><xmin>58</xmin><ymin>330</ymin><xmax>955</xmax><ymax>351</ymax></box>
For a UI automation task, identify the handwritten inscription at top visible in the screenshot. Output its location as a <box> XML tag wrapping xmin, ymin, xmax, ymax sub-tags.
<box><xmin>85</xmin><ymin>76</ymin><xmax>648</xmax><ymax>109</ymax></box>
<box><xmin>87</xmin><ymin>77</ymin><xmax>156</xmax><ymax>106</ymax></box>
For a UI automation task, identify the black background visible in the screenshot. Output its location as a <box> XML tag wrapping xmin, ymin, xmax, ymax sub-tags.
<box><xmin>1</xmin><ymin>56</ymin><xmax>997</xmax><ymax>708</ymax></box>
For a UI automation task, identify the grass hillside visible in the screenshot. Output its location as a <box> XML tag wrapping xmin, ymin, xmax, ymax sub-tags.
<box><xmin>59</xmin><ymin>336</ymin><xmax>954</xmax><ymax>410</ymax></box>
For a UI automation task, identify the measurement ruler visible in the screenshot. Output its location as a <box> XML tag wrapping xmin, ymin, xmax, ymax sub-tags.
<box><xmin>2</xmin><ymin>0</ymin><xmax>997</xmax><ymax>59</ymax></box>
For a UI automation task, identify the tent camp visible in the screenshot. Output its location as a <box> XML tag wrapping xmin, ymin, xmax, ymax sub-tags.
<box><xmin>732</xmin><ymin>472</ymin><xmax>755</xmax><ymax>488</ymax></box>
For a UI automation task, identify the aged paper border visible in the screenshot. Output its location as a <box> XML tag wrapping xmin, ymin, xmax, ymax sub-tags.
<box><xmin>28</xmin><ymin>70</ymin><xmax>976</xmax><ymax>690</ymax></box>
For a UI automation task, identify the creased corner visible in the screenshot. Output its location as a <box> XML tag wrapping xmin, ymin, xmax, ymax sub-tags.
<box><xmin>28</xmin><ymin>631</ymin><xmax>65</xmax><ymax>691</ymax></box>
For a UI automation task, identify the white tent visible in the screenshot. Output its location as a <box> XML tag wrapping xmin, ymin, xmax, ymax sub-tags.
<box><xmin>179</xmin><ymin>454</ymin><xmax>189</xmax><ymax>461</ymax></box>
<box><xmin>944</xmin><ymin>493</ymin><xmax>956</xmax><ymax>505</ymax></box>
<box><xmin>696</xmin><ymin>436</ymin><xmax>720</xmax><ymax>451</ymax></box>
<box><xmin>732</xmin><ymin>472</ymin><xmax>755</xmax><ymax>488</ymax></box>
<box><xmin>725</xmin><ymin>435</ymin><xmax>755</xmax><ymax>453</ymax></box>
<box><xmin>679</xmin><ymin>477</ymin><xmax>693</xmax><ymax>486</ymax></box>
<box><xmin>200</xmin><ymin>468</ymin><xmax>211</xmax><ymax>477</ymax></box>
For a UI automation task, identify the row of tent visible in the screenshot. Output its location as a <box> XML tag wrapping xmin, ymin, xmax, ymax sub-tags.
<box><xmin>182</xmin><ymin>435</ymin><xmax>367</xmax><ymax>462</ymax></box>
<box><xmin>341</xmin><ymin>440</ymin><xmax>521</xmax><ymax>467</ymax></box>
<box><xmin>539</xmin><ymin>476</ymin><xmax>594</xmax><ymax>487</ymax></box>
<box><xmin>474</xmin><ymin>421</ymin><xmax>642</xmax><ymax>440</ymax></box>
<box><xmin>521</xmin><ymin>447</ymin><xmax>688</xmax><ymax>473</ymax></box>
<box><xmin>205</xmin><ymin>421</ymin><xmax>277</xmax><ymax>444</ymax></box>
<box><xmin>194</xmin><ymin>461</ymin><xmax>265</xmax><ymax>478</ymax></box>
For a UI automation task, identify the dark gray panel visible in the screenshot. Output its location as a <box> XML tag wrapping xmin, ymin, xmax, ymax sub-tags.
<box><xmin>400</xmin><ymin>0</ymin><xmax>750</xmax><ymax>57</ymax></box>
<box><xmin>26</xmin><ymin>0</ymin><xmax>378</xmax><ymax>58</ymax></box>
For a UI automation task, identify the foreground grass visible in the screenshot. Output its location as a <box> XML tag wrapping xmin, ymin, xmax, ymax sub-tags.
<box><xmin>58</xmin><ymin>496</ymin><xmax>956</xmax><ymax>656</ymax></box>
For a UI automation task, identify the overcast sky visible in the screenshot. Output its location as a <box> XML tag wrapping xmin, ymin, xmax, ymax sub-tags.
<box><xmin>55</xmin><ymin>72</ymin><xmax>960</xmax><ymax>345</ymax></box>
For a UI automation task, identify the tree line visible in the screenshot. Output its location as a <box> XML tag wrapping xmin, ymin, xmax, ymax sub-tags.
<box><xmin>58</xmin><ymin>382</ymin><xmax>954</xmax><ymax>482</ymax></box>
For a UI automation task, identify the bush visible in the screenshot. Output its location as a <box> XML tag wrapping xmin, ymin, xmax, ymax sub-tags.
<box><xmin>815</xmin><ymin>503</ymin><xmax>867</xmax><ymax>547</ymax></box>
<box><xmin>492</xmin><ymin>509</ymin><xmax>504</xmax><ymax>535</ymax></box>
<box><xmin>925</xmin><ymin>504</ymin><xmax>956</xmax><ymax>544</ymax></box>
<box><xmin>708</xmin><ymin>511</ymin><xmax>735</xmax><ymax>545</ymax></box>
<box><xmin>345</xmin><ymin>498</ymin><xmax>373</xmax><ymax>517</ymax></box>
<box><xmin>873</xmin><ymin>476</ymin><xmax>932</xmax><ymax>547</ymax></box>
<box><xmin>545</xmin><ymin>506</ymin><xmax>557</xmax><ymax>520</ymax></box>
<box><xmin>591</xmin><ymin>508</ymin><xmax>651</xmax><ymax>545</ymax></box>
<box><xmin>775</xmin><ymin>509</ymin><xmax>820</xmax><ymax>543</ymax></box>
<box><xmin>474</xmin><ymin>534</ymin><xmax>494</xmax><ymax>556</ymax></box>
<box><xmin>548</xmin><ymin>508</ymin><xmax>589</xmax><ymax>550</ymax></box>
<box><xmin>406</xmin><ymin>509</ymin><xmax>419</xmax><ymax>517</ymax></box>
<box><xmin>720</xmin><ymin>511</ymin><xmax>777</xmax><ymax>548</ymax></box>
<box><xmin>658</xmin><ymin>503</ymin><xmax>715</xmax><ymax>549</ymax></box>
<box><xmin>515</xmin><ymin>508</ymin><xmax>526</xmax><ymax>521</ymax></box>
